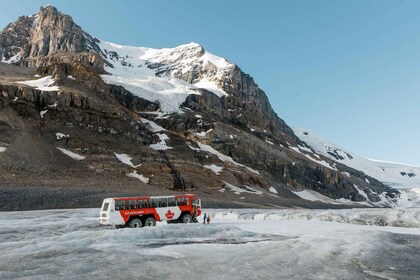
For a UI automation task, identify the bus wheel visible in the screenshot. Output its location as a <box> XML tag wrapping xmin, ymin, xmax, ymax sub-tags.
<box><xmin>181</xmin><ymin>214</ymin><xmax>193</xmax><ymax>224</ymax></box>
<box><xmin>128</xmin><ymin>218</ymin><xmax>143</xmax><ymax>228</ymax></box>
<box><xmin>144</xmin><ymin>217</ymin><xmax>156</xmax><ymax>227</ymax></box>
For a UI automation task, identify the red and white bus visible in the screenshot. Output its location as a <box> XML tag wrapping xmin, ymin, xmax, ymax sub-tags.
<box><xmin>98</xmin><ymin>194</ymin><xmax>201</xmax><ymax>228</ymax></box>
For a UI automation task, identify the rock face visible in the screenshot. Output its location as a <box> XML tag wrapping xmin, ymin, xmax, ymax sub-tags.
<box><xmin>0</xmin><ymin>15</ymin><xmax>34</xmax><ymax>61</ymax></box>
<box><xmin>29</xmin><ymin>6</ymin><xmax>87</xmax><ymax>57</ymax></box>
<box><xmin>0</xmin><ymin>6</ymin><xmax>105</xmax><ymax>71</ymax></box>
<box><xmin>0</xmin><ymin>6</ymin><xmax>400</xmax><ymax>209</ymax></box>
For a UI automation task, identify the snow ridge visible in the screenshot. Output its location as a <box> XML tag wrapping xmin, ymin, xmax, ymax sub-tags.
<box><xmin>98</xmin><ymin>40</ymin><xmax>234</xmax><ymax>112</ymax></box>
<box><xmin>293</xmin><ymin>127</ymin><xmax>420</xmax><ymax>190</ymax></box>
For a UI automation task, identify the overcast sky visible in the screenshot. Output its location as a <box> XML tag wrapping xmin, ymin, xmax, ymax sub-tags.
<box><xmin>1</xmin><ymin>0</ymin><xmax>419</xmax><ymax>166</ymax></box>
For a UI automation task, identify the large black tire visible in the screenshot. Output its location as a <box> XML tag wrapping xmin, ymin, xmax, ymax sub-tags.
<box><xmin>144</xmin><ymin>217</ymin><xmax>156</xmax><ymax>227</ymax></box>
<box><xmin>181</xmin><ymin>213</ymin><xmax>193</xmax><ymax>224</ymax></box>
<box><xmin>128</xmin><ymin>218</ymin><xmax>143</xmax><ymax>228</ymax></box>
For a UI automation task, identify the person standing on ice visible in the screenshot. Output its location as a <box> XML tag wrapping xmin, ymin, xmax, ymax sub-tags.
<box><xmin>207</xmin><ymin>214</ymin><xmax>211</xmax><ymax>224</ymax></box>
<box><xmin>203</xmin><ymin>213</ymin><xmax>207</xmax><ymax>224</ymax></box>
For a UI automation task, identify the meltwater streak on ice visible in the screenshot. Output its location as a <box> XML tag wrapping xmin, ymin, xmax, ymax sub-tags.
<box><xmin>212</xmin><ymin>208</ymin><xmax>420</xmax><ymax>228</ymax></box>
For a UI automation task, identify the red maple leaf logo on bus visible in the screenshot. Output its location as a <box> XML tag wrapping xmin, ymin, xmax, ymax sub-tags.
<box><xmin>165</xmin><ymin>210</ymin><xmax>175</xmax><ymax>219</ymax></box>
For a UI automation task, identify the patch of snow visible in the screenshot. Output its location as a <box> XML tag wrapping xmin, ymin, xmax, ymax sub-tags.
<box><xmin>366</xmin><ymin>158</ymin><xmax>420</xmax><ymax>168</ymax></box>
<box><xmin>265</xmin><ymin>140</ymin><xmax>274</xmax><ymax>145</ymax></box>
<box><xmin>195</xmin><ymin>114</ymin><xmax>202</xmax><ymax>118</ymax></box>
<box><xmin>212</xmin><ymin>208</ymin><xmax>420</xmax><ymax>228</ymax></box>
<box><xmin>342</xmin><ymin>172</ymin><xmax>351</xmax><ymax>177</ymax></box>
<box><xmin>197</xmin><ymin>143</ymin><xmax>260</xmax><ymax>175</ymax></box>
<box><xmin>56</xmin><ymin>133</ymin><xmax>69</xmax><ymax>140</ymax></box>
<box><xmin>290</xmin><ymin>146</ymin><xmax>337</xmax><ymax>171</ymax></box>
<box><xmin>114</xmin><ymin>153</ymin><xmax>141</xmax><ymax>168</ymax></box>
<box><xmin>57</xmin><ymin>147</ymin><xmax>85</xmax><ymax>160</ymax></box>
<box><xmin>353</xmin><ymin>184</ymin><xmax>370</xmax><ymax>202</ymax></box>
<box><xmin>101</xmin><ymin>75</ymin><xmax>198</xmax><ymax>113</ymax></box>
<box><xmin>293</xmin><ymin>189</ymin><xmax>371</xmax><ymax>206</ymax></box>
<box><xmin>200</xmin><ymin>51</ymin><xmax>231</xmax><ymax>69</ymax></box>
<box><xmin>48</xmin><ymin>101</ymin><xmax>58</xmax><ymax>108</ymax></box>
<box><xmin>193</xmin><ymin>78</ymin><xmax>227</xmax><ymax>97</ymax></box>
<box><xmin>140</xmin><ymin>118</ymin><xmax>165</xmax><ymax>132</ymax></box>
<box><xmin>17</xmin><ymin>76</ymin><xmax>59</xmax><ymax>91</ymax></box>
<box><xmin>127</xmin><ymin>171</ymin><xmax>149</xmax><ymax>184</ymax></box>
<box><xmin>40</xmin><ymin>110</ymin><xmax>48</xmax><ymax>118</ymax></box>
<box><xmin>67</xmin><ymin>75</ymin><xmax>76</xmax><ymax>80</ymax></box>
<box><xmin>187</xmin><ymin>143</ymin><xmax>201</xmax><ymax>151</ymax></box>
<box><xmin>223</xmin><ymin>181</ymin><xmax>263</xmax><ymax>195</ymax></box>
<box><xmin>195</xmin><ymin>128</ymin><xmax>213</xmax><ymax>137</ymax></box>
<box><xmin>13</xmin><ymin>97</ymin><xmax>18</xmax><ymax>102</ymax></box>
<box><xmin>396</xmin><ymin>188</ymin><xmax>420</xmax><ymax>208</ymax></box>
<box><xmin>150</xmin><ymin>133</ymin><xmax>172</xmax><ymax>150</ymax></box>
<box><xmin>269</xmin><ymin>187</ymin><xmax>278</xmax><ymax>194</ymax></box>
<box><xmin>203</xmin><ymin>164</ymin><xmax>223</xmax><ymax>175</ymax></box>
<box><xmin>2</xmin><ymin>52</ymin><xmax>20</xmax><ymax>64</ymax></box>
<box><xmin>0</xmin><ymin>147</ymin><xmax>6</xmax><ymax>152</ymax></box>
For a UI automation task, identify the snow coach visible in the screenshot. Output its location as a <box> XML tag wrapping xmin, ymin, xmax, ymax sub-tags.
<box><xmin>98</xmin><ymin>194</ymin><xmax>201</xmax><ymax>228</ymax></box>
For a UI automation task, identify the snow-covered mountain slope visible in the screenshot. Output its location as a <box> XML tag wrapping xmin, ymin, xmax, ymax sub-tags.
<box><xmin>98</xmin><ymin>40</ymin><xmax>234</xmax><ymax>112</ymax></box>
<box><xmin>293</xmin><ymin>127</ymin><xmax>420</xmax><ymax>190</ymax></box>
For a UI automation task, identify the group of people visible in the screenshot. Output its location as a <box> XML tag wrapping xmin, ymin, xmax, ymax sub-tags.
<box><xmin>203</xmin><ymin>213</ymin><xmax>211</xmax><ymax>224</ymax></box>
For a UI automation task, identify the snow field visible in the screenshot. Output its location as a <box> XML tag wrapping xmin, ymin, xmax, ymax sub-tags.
<box><xmin>149</xmin><ymin>133</ymin><xmax>172</xmax><ymax>150</ymax></box>
<box><xmin>114</xmin><ymin>152</ymin><xmax>141</xmax><ymax>168</ymax></box>
<box><xmin>17</xmin><ymin>75</ymin><xmax>59</xmax><ymax>91</ymax></box>
<box><xmin>293</xmin><ymin>127</ymin><xmax>420</xmax><ymax>189</ymax></box>
<box><xmin>0</xmin><ymin>208</ymin><xmax>419</xmax><ymax>280</ymax></box>
<box><xmin>126</xmin><ymin>171</ymin><xmax>149</xmax><ymax>184</ymax></box>
<box><xmin>98</xmin><ymin>40</ymin><xmax>234</xmax><ymax>113</ymax></box>
<box><xmin>212</xmin><ymin>208</ymin><xmax>420</xmax><ymax>228</ymax></box>
<box><xmin>57</xmin><ymin>147</ymin><xmax>85</xmax><ymax>160</ymax></box>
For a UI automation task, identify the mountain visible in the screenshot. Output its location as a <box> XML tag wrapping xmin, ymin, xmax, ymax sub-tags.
<box><xmin>293</xmin><ymin>128</ymin><xmax>420</xmax><ymax>207</ymax></box>
<box><xmin>293</xmin><ymin>128</ymin><xmax>420</xmax><ymax>190</ymax></box>
<box><xmin>0</xmin><ymin>6</ymin><xmax>401</xmax><ymax>209</ymax></box>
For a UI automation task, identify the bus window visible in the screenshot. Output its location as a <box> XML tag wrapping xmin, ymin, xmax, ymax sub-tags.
<box><xmin>115</xmin><ymin>200</ymin><xmax>125</xmax><ymax>210</ymax></box>
<box><xmin>102</xmin><ymin>202</ymin><xmax>109</xmax><ymax>211</ymax></box>
<box><xmin>149</xmin><ymin>199</ymin><xmax>157</xmax><ymax>208</ymax></box>
<box><xmin>127</xmin><ymin>200</ymin><xmax>136</xmax><ymax>209</ymax></box>
<box><xmin>158</xmin><ymin>198</ymin><xmax>167</xmax><ymax>208</ymax></box>
<box><xmin>185</xmin><ymin>197</ymin><xmax>190</xmax><ymax>206</ymax></box>
<box><xmin>176</xmin><ymin>197</ymin><xmax>185</xmax><ymax>206</ymax></box>
<box><xmin>168</xmin><ymin>197</ymin><xmax>176</xmax><ymax>207</ymax></box>
<box><xmin>138</xmin><ymin>199</ymin><xmax>148</xmax><ymax>208</ymax></box>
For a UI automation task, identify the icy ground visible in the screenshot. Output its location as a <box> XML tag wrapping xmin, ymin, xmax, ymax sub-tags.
<box><xmin>1</xmin><ymin>209</ymin><xmax>419</xmax><ymax>280</ymax></box>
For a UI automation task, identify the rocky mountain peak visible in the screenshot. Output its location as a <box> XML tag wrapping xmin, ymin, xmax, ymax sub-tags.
<box><xmin>29</xmin><ymin>5</ymin><xmax>88</xmax><ymax>57</ymax></box>
<box><xmin>0</xmin><ymin>5</ymin><xmax>102</xmax><ymax>69</ymax></box>
<box><xmin>0</xmin><ymin>15</ymin><xmax>34</xmax><ymax>61</ymax></box>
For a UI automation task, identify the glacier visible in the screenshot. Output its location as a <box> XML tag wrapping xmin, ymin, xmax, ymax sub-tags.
<box><xmin>1</xmin><ymin>208</ymin><xmax>419</xmax><ymax>279</ymax></box>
